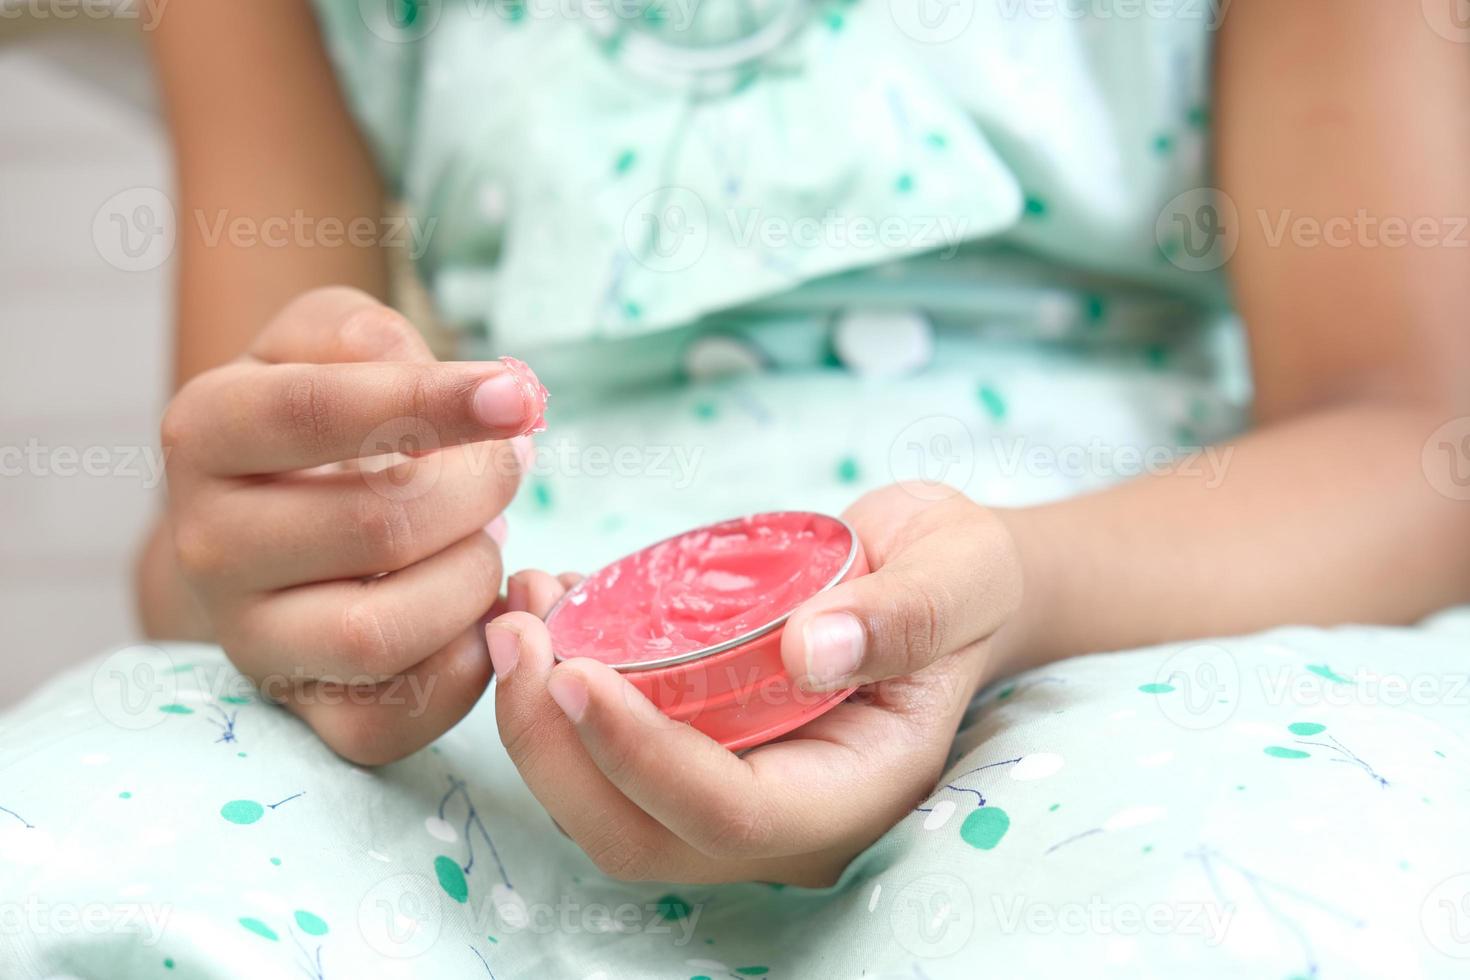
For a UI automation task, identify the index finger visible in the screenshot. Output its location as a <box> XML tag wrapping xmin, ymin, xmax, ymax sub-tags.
<box><xmin>166</xmin><ymin>357</ymin><xmax>547</xmax><ymax>475</ymax></box>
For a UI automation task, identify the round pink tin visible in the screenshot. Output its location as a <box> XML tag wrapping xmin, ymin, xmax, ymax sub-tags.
<box><xmin>546</xmin><ymin>511</ymin><xmax>867</xmax><ymax>750</ymax></box>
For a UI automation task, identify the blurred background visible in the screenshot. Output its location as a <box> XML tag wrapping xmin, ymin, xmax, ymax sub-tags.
<box><xmin>1</xmin><ymin>10</ymin><xmax>170</xmax><ymax>705</ymax></box>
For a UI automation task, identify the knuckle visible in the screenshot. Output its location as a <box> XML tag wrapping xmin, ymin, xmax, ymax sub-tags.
<box><xmin>159</xmin><ymin>373</ymin><xmax>215</xmax><ymax>457</ymax></box>
<box><xmin>698</xmin><ymin>798</ymin><xmax>775</xmax><ymax>858</ymax></box>
<box><xmin>171</xmin><ymin>516</ymin><xmax>224</xmax><ymax>580</ymax></box>
<box><xmin>337</xmin><ymin>305</ymin><xmax>418</xmax><ymax>360</ymax></box>
<box><xmin>317</xmin><ymin>707</ymin><xmax>401</xmax><ymax>767</ymax></box>
<box><xmin>583</xmin><ymin>831</ymin><xmax>658</xmax><ymax>882</ymax></box>
<box><xmin>352</xmin><ymin>493</ymin><xmax>420</xmax><ymax>568</ymax></box>
<box><xmin>894</xmin><ymin>568</ymin><xmax>945</xmax><ymax>661</ymax></box>
<box><xmin>338</xmin><ymin>597</ymin><xmax>397</xmax><ymax>674</ymax></box>
<box><xmin>280</xmin><ymin>371</ymin><xmax>338</xmax><ymax>458</ymax></box>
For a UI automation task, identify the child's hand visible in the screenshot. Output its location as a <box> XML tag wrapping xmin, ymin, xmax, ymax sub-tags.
<box><xmin>488</xmin><ymin>485</ymin><xmax>1023</xmax><ymax>885</ymax></box>
<box><xmin>159</xmin><ymin>288</ymin><xmax>542</xmax><ymax>764</ymax></box>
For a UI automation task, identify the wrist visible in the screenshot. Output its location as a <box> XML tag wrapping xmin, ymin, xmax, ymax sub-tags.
<box><xmin>984</xmin><ymin>505</ymin><xmax>1057</xmax><ymax>684</ymax></box>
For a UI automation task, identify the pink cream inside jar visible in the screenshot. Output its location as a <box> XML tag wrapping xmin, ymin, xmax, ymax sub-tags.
<box><xmin>546</xmin><ymin>511</ymin><xmax>865</xmax><ymax>749</ymax></box>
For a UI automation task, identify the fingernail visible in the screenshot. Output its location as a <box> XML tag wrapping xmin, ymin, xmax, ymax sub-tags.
<box><xmin>472</xmin><ymin>372</ymin><xmax>530</xmax><ymax>431</ymax></box>
<box><xmin>487</xmin><ymin>624</ymin><xmax>519</xmax><ymax>678</ymax></box>
<box><xmin>547</xmin><ymin>670</ymin><xmax>588</xmax><ymax>723</ymax></box>
<box><xmin>484</xmin><ymin>515</ymin><xmax>508</xmax><ymax>546</ymax></box>
<box><xmin>498</xmin><ymin>356</ymin><xmax>549</xmax><ymax>435</ymax></box>
<box><xmin>802</xmin><ymin>612</ymin><xmax>866</xmax><ymax>689</ymax></box>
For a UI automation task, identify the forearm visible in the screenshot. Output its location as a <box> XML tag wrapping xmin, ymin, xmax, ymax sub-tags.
<box><xmin>995</xmin><ymin>400</ymin><xmax>1470</xmax><ymax>674</ymax></box>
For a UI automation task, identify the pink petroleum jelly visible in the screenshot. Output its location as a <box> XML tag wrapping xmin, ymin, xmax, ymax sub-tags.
<box><xmin>549</xmin><ymin>512</ymin><xmax>853</xmax><ymax>667</ymax></box>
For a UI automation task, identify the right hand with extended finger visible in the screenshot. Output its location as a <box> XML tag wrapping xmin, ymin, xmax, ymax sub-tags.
<box><xmin>159</xmin><ymin>287</ymin><xmax>547</xmax><ymax>765</ymax></box>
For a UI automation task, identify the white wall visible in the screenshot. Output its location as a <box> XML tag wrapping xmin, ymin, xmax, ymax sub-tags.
<box><xmin>0</xmin><ymin>26</ymin><xmax>172</xmax><ymax>705</ymax></box>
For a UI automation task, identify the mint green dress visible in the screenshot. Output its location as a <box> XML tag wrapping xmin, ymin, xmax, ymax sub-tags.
<box><xmin>5</xmin><ymin>4</ymin><xmax>1470</xmax><ymax>978</ymax></box>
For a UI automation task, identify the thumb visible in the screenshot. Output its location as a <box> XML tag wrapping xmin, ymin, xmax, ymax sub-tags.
<box><xmin>780</xmin><ymin>511</ymin><xmax>1021</xmax><ymax>690</ymax></box>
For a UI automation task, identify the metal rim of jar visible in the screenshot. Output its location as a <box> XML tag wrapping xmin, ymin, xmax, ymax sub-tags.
<box><xmin>545</xmin><ymin>510</ymin><xmax>860</xmax><ymax>673</ymax></box>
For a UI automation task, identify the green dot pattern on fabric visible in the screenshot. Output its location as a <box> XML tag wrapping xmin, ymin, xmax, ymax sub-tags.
<box><xmin>294</xmin><ymin>910</ymin><xmax>329</xmax><ymax>936</ymax></box>
<box><xmin>996</xmin><ymin>684</ymin><xmax>1015</xmax><ymax>700</ymax></box>
<box><xmin>959</xmin><ymin>806</ymin><xmax>1010</xmax><ymax>850</ymax></box>
<box><xmin>1138</xmin><ymin>683</ymin><xmax>1174</xmax><ymax>694</ymax></box>
<box><xmin>895</xmin><ymin>172</ymin><xmax>914</xmax><ymax>194</ymax></box>
<box><xmin>1288</xmin><ymin>722</ymin><xmax>1326</xmax><ymax>736</ymax></box>
<box><xmin>693</xmin><ymin>400</ymin><xmax>718</xmax><ymax>421</ymax></box>
<box><xmin>119</xmin><ymin>791</ymin><xmax>132</xmax><ymax>799</ymax></box>
<box><xmin>655</xmin><ymin>894</ymin><xmax>692</xmax><ymax>921</ymax></box>
<box><xmin>1265</xmin><ymin>746</ymin><xmax>1310</xmax><ymax>760</ymax></box>
<box><xmin>1048</xmin><ymin>803</ymin><xmax>1060</xmax><ymax>812</ymax></box>
<box><xmin>1306</xmin><ymin>664</ymin><xmax>1350</xmax><ymax>684</ymax></box>
<box><xmin>925</xmin><ymin>131</ymin><xmax>948</xmax><ymax>149</ymax></box>
<box><xmin>163</xmin><ymin>959</ymin><xmax>174</xmax><ymax>970</ymax></box>
<box><xmin>736</xmin><ymin>969</ymin><xmax>771</xmax><ymax>976</ymax></box>
<box><xmin>824</xmin><ymin>10</ymin><xmax>844</xmax><ymax>30</ymax></box>
<box><xmin>270</xmin><ymin>857</ymin><xmax>282</xmax><ymax>866</ymax></box>
<box><xmin>692</xmin><ymin>976</ymin><xmax>712</xmax><ymax>980</ymax></box>
<box><xmin>977</xmin><ymin>384</ymin><xmax>1006</xmax><ymax>421</ymax></box>
<box><xmin>1152</xmin><ymin>133</ymin><xmax>1174</xmax><ymax>155</ymax></box>
<box><xmin>613</xmin><ymin>149</ymin><xmax>636</xmax><ymax>174</ymax></box>
<box><xmin>434</xmin><ymin>855</ymin><xmax>469</xmax><ymax>904</ymax></box>
<box><xmin>1084</xmin><ymin>294</ymin><xmax>1106</xmax><ymax>323</ymax></box>
<box><xmin>531</xmin><ymin>479</ymin><xmax>553</xmax><ymax>511</ymax></box>
<box><xmin>1023</xmin><ymin>195</ymin><xmax>1048</xmax><ymax>217</ymax></box>
<box><xmin>239</xmin><ymin>917</ymin><xmax>279</xmax><ymax>942</ymax></box>
<box><xmin>1187</xmin><ymin>105</ymin><xmax>1209</xmax><ymax>129</ymax></box>
<box><xmin>835</xmin><ymin>455</ymin><xmax>860</xmax><ymax>484</ymax></box>
<box><xmin>219</xmin><ymin>696</ymin><xmax>250</xmax><ymax>705</ymax></box>
<box><xmin>158</xmin><ymin>704</ymin><xmax>194</xmax><ymax>715</ymax></box>
<box><xmin>221</xmin><ymin>800</ymin><xmax>265</xmax><ymax>825</ymax></box>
